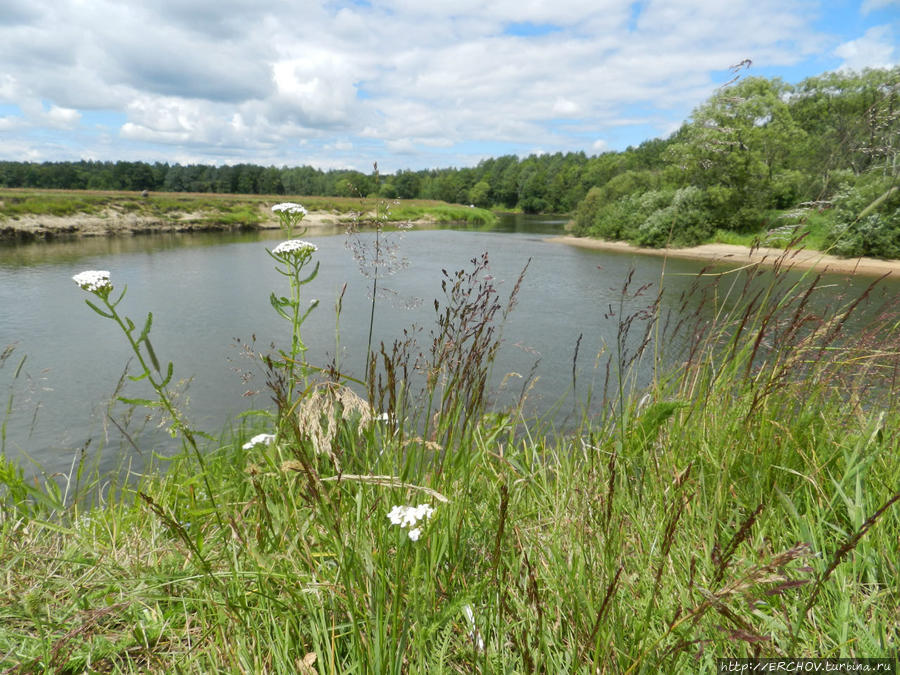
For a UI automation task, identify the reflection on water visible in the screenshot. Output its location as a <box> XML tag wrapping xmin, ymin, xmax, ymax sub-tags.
<box><xmin>0</xmin><ymin>214</ymin><xmax>895</xmax><ymax>478</ymax></box>
<box><xmin>0</xmin><ymin>230</ymin><xmax>275</xmax><ymax>268</ymax></box>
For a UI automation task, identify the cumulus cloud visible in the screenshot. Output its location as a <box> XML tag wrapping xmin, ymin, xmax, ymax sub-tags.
<box><xmin>0</xmin><ymin>0</ymin><xmax>895</xmax><ymax>169</ymax></box>
<box><xmin>44</xmin><ymin>105</ymin><xmax>81</xmax><ymax>129</ymax></box>
<box><xmin>835</xmin><ymin>25</ymin><xmax>896</xmax><ymax>71</ymax></box>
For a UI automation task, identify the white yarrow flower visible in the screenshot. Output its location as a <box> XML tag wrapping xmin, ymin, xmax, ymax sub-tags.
<box><xmin>386</xmin><ymin>503</ymin><xmax>435</xmax><ymax>541</ymax></box>
<box><xmin>273</xmin><ymin>239</ymin><xmax>318</xmax><ymax>256</ymax></box>
<box><xmin>72</xmin><ymin>270</ymin><xmax>111</xmax><ymax>292</ymax></box>
<box><xmin>387</xmin><ymin>505</ymin><xmax>406</xmax><ymax>525</ymax></box>
<box><xmin>272</xmin><ymin>202</ymin><xmax>308</xmax><ymax>216</ymax></box>
<box><xmin>242</xmin><ymin>433</ymin><xmax>276</xmax><ymax>450</ymax></box>
<box><xmin>463</xmin><ymin>604</ymin><xmax>485</xmax><ymax>650</ymax></box>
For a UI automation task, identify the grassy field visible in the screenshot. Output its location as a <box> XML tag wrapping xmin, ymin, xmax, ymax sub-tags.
<box><xmin>0</xmin><ymin>188</ymin><xmax>497</xmax><ymax>235</ymax></box>
<box><xmin>1</xmin><ymin>241</ymin><xmax>898</xmax><ymax>672</ymax></box>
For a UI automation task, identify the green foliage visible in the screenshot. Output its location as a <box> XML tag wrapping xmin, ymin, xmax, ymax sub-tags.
<box><xmin>568</xmin><ymin>66</ymin><xmax>899</xmax><ymax>249</ymax></box>
<box><xmin>825</xmin><ymin>172</ymin><xmax>900</xmax><ymax>259</ymax></box>
<box><xmin>634</xmin><ymin>185</ymin><xmax>717</xmax><ymax>246</ymax></box>
<box><xmin>468</xmin><ymin>179</ymin><xmax>492</xmax><ymax>208</ymax></box>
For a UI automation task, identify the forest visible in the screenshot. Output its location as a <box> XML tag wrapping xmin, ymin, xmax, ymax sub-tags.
<box><xmin>1</xmin><ymin>67</ymin><xmax>897</xmax><ymax>257</ymax></box>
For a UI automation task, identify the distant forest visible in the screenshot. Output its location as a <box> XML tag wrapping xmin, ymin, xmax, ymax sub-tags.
<box><xmin>2</xmin><ymin>67</ymin><xmax>898</xmax><ymax>257</ymax></box>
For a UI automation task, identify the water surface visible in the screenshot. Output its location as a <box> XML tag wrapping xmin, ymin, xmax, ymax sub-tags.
<box><xmin>1</xmin><ymin>215</ymin><xmax>894</xmax><ymax>476</ymax></box>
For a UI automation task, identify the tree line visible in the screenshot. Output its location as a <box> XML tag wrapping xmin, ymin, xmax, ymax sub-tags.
<box><xmin>1</xmin><ymin>66</ymin><xmax>897</xmax><ymax>257</ymax></box>
<box><xmin>0</xmin><ymin>149</ymin><xmax>661</xmax><ymax>214</ymax></box>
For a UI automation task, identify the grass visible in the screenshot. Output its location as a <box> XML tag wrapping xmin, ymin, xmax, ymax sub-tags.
<box><xmin>1</xmin><ymin>246</ymin><xmax>899</xmax><ymax>672</ymax></box>
<box><xmin>712</xmin><ymin>210</ymin><xmax>835</xmax><ymax>252</ymax></box>
<box><xmin>0</xmin><ymin>189</ymin><xmax>497</xmax><ymax>235</ymax></box>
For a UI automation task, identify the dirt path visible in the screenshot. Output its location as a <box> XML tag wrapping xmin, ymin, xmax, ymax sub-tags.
<box><xmin>549</xmin><ymin>235</ymin><xmax>900</xmax><ymax>278</ymax></box>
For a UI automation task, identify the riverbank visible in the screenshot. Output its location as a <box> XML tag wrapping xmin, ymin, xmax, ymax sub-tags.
<box><xmin>0</xmin><ymin>208</ymin><xmax>347</xmax><ymax>239</ymax></box>
<box><xmin>0</xmin><ymin>189</ymin><xmax>495</xmax><ymax>240</ymax></box>
<box><xmin>551</xmin><ymin>234</ymin><xmax>900</xmax><ymax>277</ymax></box>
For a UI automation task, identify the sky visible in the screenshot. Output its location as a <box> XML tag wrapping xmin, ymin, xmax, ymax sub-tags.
<box><xmin>0</xmin><ymin>0</ymin><xmax>897</xmax><ymax>173</ymax></box>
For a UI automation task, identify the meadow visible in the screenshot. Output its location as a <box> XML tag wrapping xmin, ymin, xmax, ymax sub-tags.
<box><xmin>0</xmin><ymin>207</ymin><xmax>898</xmax><ymax>672</ymax></box>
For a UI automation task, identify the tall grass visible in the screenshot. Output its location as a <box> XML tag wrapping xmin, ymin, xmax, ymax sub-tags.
<box><xmin>1</xmin><ymin>244</ymin><xmax>898</xmax><ymax>672</ymax></box>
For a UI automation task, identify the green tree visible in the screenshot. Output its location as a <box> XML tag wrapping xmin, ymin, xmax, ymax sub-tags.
<box><xmin>468</xmin><ymin>180</ymin><xmax>492</xmax><ymax>208</ymax></box>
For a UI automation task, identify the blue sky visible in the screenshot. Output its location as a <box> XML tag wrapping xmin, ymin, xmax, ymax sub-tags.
<box><xmin>0</xmin><ymin>0</ymin><xmax>897</xmax><ymax>173</ymax></box>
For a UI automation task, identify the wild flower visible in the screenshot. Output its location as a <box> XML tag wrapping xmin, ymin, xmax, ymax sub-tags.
<box><xmin>462</xmin><ymin>604</ymin><xmax>485</xmax><ymax>651</ymax></box>
<box><xmin>387</xmin><ymin>503</ymin><xmax>435</xmax><ymax>540</ymax></box>
<box><xmin>272</xmin><ymin>239</ymin><xmax>317</xmax><ymax>257</ymax></box>
<box><xmin>72</xmin><ymin>270</ymin><xmax>112</xmax><ymax>293</ymax></box>
<box><xmin>271</xmin><ymin>202</ymin><xmax>307</xmax><ymax>237</ymax></box>
<box><xmin>242</xmin><ymin>433</ymin><xmax>276</xmax><ymax>450</ymax></box>
<box><xmin>266</xmin><ymin>234</ymin><xmax>320</xmax><ymax>396</ymax></box>
<box><xmin>272</xmin><ymin>202</ymin><xmax>308</xmax><ymax>216</ymax></box>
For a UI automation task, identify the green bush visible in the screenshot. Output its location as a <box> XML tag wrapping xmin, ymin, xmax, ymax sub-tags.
<box><xmin>571</xmin><ymin>186</ymin><xmax>603</xmax><ymax>235</ymax></box>
<box><xmin>770</xmin><ymin>170</ymin><xmax>808</xmax><ymax>209</ymax></box>
<box><xmin>635</xmin><ymin>186</ymin><xmax>716</xmax><ymax>247</ymax></box>
<box><xmin>825</xmin><ymin>172</ymin><xmax>900</xmax><ymax>259</ymax></box>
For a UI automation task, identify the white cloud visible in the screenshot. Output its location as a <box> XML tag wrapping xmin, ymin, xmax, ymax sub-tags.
<box><xmin>861</xmin><ymin>0</ymin><xmax>900</xmax><ymax>12</ymax></box>
<box><xmin>835</xmin><ymin>25</ymin><xmax>896</xmax><ymax>71</ymax></box>
<box><xmin>386</xmin><ymin>139</ymin><xmax>417</xmax><ymax>154</ymax></box>
<box><xmin>44</xmin><ymin>105</ymin><xmax>81</xmax><ymax>129</ymax></box>
<box><xmin>552</xmin><ymin>98</ymin><xmax>581</xmax><ymax>116</ymax></box>
<box><xmin>326</xmin><ymin>140</ymin><xmax>354</xmax><ymax>151</ymax></box>
<box><xmin>0</xmin><ymin>117</ymin><xmax>23</xmax><ymax>131</ymax></box>
<box><xmin>0</xmin><ymin>0</ymin><xmax>894</xmax><ymax>170</ymax></box>
<box><xmin>271</xmin><ymin>52</ymin><xmax>362</xmax><ymax>127</ymax></box>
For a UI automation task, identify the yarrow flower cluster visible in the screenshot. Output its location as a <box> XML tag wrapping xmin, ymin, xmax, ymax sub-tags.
<box><xmin>271</xmin><ymin>202</ymin><xmax>308</xmax><ymax>216</ymax></box>
<box><xmin>242</xmin><ymin>433</ymin><xmax>276</xmax><ymax>450</ymax></box>
<box><xmin>463</xmin><ymin>604</ymin><xmax>485</xmax><ymax>651</ymax></box>
<box><xmin>273</xmin><ymin>239</ymin><xmax>318</xmax><ymax>257</ymax></box>
<box><xmin>387</xmin><ymin>503</ymin><xmax>435</xmax><ymax>541</ymax></box>
<box><xmin>72</xmin><ymin>270</ymin><xmax>112</xmax><ymax>292</ymax></box>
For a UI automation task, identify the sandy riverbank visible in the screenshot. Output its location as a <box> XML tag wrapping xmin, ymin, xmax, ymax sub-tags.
<box><xmin>549</xmin><ymin>235</ymin><xmax>900</xmax><ymax>278</ymax></box>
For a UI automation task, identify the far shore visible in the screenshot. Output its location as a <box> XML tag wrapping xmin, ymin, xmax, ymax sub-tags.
<box><xmin>549</xmin><ymin>235</ymin><xmax>900</xmax><ymax>278</ymax></box>
<box><xmin>0</xmin><ymin>210</ymin><xmax>404</xmax><ymax>240</ymax></box>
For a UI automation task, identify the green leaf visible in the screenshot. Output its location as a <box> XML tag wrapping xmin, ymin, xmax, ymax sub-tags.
<box><xmin>144</xmin><ymin>337</ymin><xmax>161</xmax><ymax>373</ymax></box>
<box><xmin>117</xmin><ymin>396</ymin><xmax>161</xmax><ymax>407</ymax></box>
<box><xmin>128</xmin><ymin>371</ymin><xmax>150</xmax><ymax>382</ymax></box>
<box><xmin>299</xmin><ymin>260</ymin><xmax>320</xmax><ymax>285</ymax></box>
<box><xmin>161</xmin><ymin>361</ymin><xmax>174</xmax><ymax>387</ymax></box>
<box><xmin>125</xmin><ymin>316</ymin><xmax>135</xmax><ymax>332</ymax></box>
<box><xmin>84</xmin><ymin>299</ymin><xmax>113</xmax><ymax>319</ymax></box>
<box><xmin>111</xmin><ymin>284</ymin><xmax>127</xmax><ymax>307</ymax></box>
<box><xmin>138</xmin><ymin>312</ymin><xmax>153</xmax><ymax>344</ymax></box>
<box><xmin>300</xmin><ymin>299</ymin><xmax>320</xmax><ymax>323</ymax></box>
<box><xmin>269</xmin><ymin>292</ymin><xmax>292</xmax><ymax>320</ymax></box>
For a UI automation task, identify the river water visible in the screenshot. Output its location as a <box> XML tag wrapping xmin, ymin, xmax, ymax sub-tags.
<box><xmin>1</xmin><ymin>214</ymin><xmax>896</xmax><ymax>477</ymax></box>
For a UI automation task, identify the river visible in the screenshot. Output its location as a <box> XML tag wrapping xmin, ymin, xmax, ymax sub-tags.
<box><xmin>1</xmin><ymin>214</ymin><xmax>896</xmax><ymax>477</ymax></box>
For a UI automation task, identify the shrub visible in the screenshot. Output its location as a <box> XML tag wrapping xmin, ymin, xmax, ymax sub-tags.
<box><xmin>635</xmin><ymin>186</ymin><xmax>716</xmax><ymax>247</ymax></box>
<box><xmin>825</xmin><ymin>172</ymin><xmax>900</xmax><ymax>259</ymax></box>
